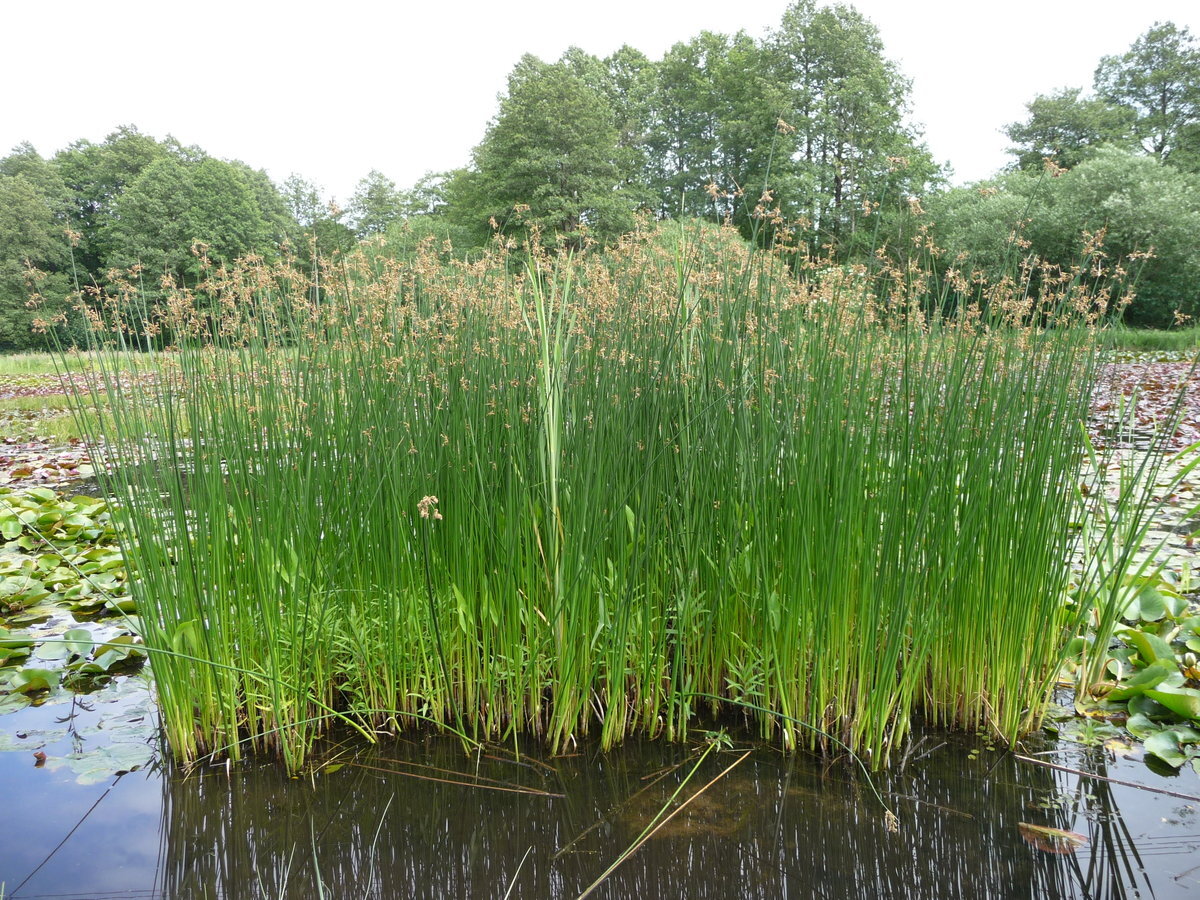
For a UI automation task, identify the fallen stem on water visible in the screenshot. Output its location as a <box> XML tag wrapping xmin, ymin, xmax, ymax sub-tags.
<box><xmin>1014</xmin><ymin>753</ymin><xmax>1200</xmax><ymax>802</ymax></box>
<box><xmin>575</xmin><ymin>748</ymin><xmax>751</xmax><ymax>900</ymax></box>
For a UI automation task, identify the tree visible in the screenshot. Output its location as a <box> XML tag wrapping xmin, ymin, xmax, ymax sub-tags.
<box><xmin>0</xmin><ymin>143</ymin><xmax>72</xmax><ymax>217</ymax></box>
<box><xmin>348</xmin><ymin>169</ymin><xmax>405</xmax><ymax>237</ymax></box>
<box><xmin>53</xmin><ymin>125</ymin><xmax>172</xmax><ymax>273</ymax></box>
<box><xmin>768</xmin><ymin>0</ymin><xmax>936</xmax><ymax>255</ymax></box>
<box><xmin>399</xmin><ymin>171</ymin><xmax>453</xmax><ymax>217</ymax></box>
<box><xmin>0</xmin><ymin>171</ymin><xmax>71</xmax><ymax>350</ymax></box>
<box><xmin>929</xmin><ymin>147</ymin><xmax>1200</xmax><ymax>326</ymax></box>
<box><xmin>1004</xmin><ymin>87</ymin><xmax>1135</xmax><ymax>171</ymax></box>
<box><xmin>1094</xmin><ymin>22</ymin><xmax>1200</xmax><ymax>165</ymax></box>
<box><xmin>106</xmin><ymin>154</ymin><xmax>289</xmax><ymax>280</ymax></box>
<box><xmin>647</xmin><ymin>31</ymin><xmax>785</xmax><ymax>226</ymax></box>
<box><xmin>279</xmin><ymin>174</ymin><xmax>356</xmax><ymax>259</ymax></box>
<box><xmin>464</xmin><ymin>53</ymin><xmax>641</xmax><ymax>246</ymax></box>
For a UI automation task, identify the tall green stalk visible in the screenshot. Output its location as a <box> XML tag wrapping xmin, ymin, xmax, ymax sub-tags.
<box><xmin>57</xmin><ymin>226</ymin><xmax>1143</xmax><ymax>770</ymax></box>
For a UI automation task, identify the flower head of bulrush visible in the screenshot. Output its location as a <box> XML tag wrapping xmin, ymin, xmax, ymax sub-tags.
<box><xmin>418</xmin><ymin>495</ymin><xmax>443</xmax><ymax>520</ymax></box>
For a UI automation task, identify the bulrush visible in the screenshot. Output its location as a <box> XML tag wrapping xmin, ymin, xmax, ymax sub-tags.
<box><xmin>59</xmin><ymin>220</ymin><xmax>1134</xmax><ymax>770</ymax></box>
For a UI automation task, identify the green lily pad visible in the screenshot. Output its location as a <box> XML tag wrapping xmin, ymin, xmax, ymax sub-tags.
<box><xmin>0</xmin><ymin>692</ymin><xmax>30</xmax><ymax>713</ymax></box>
<box><xmin>1107</xmin><ymin>660</ymin><xmax>1180</xmax><ymax>701</ymax></box>
<box><xmin>1144</xmin><ymin>686</ymin><xmax>1200</xmax><ymax>721</ymax></box>
<box><xmin>1117</xmin><ymin>627</ymin><xmax>1177</xmax><ymax>665</ymax></box>
<box><xmin>0</xmin><ymin>626</ymin><xmax>34</xmax><ymax>650</ymax></box>
<box><xmin>1128</xmin><ymin>693</ymin><xmax>1176</xmax><ymax>720</ymax></box>
<box><xmin>4</xmin><ymin>667</ymin><xmax>57</xmax><ymax>694</ymax></box>
<box><xmin>1126</xmin><ymin>712</ymin><xmax>1160</xmax><ymax>740</ymax></box>
<box><xmin>0</xmin><ymin>644</ymin><xmax>32</xmax><ymax>666</ymax></box>
<box><xmin>1143</xmin><ymin>729</ymin><xmax>1200</xmax><ymax>768</ymax></box>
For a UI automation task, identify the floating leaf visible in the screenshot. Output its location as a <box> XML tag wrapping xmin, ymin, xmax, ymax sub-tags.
<box><xmin>1106</xmin><ymin>660</ymin><xmax>1179</xmax><ymax>701</ymax></box>
<box><xmin>1143</xmin><ymin>729</ymin><xmax>1198</xmax><ymax>768</ymax></box>
<box><xmin>62</xmin><ymin>627</ymin><xmax>95</xmax><ymax>658</ymax></box>
<box><xmin>1128</xmin><ymin>693</ymin><xmax>1176</xmax><ymax>720</ymax></box>
<box><xmin>1117</xmin><ymin>627</ymin><xmax>1176</xmax><ymax>665</ymax></box>
<box><xmin>5</xmin><ymin>667</ymin><xmax>56</xmax><ymax>694</ymax></box>
<box><xmin>1125</xmin><ymin>712</ymin><xmax>1160</xmax><ymax>740</ymax></box>
<box><xmin>0</xmin><ymin>626</ymin><xmax>34</xmax><ymax>650</ymax></box>
<box><xmin>1143</xmin><ymin>686</ymin><xmax>1200</xmax><ymax>721</ymax></box>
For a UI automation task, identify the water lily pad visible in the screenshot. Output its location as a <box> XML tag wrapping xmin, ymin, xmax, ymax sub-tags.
<box><xmin>1107</xmin><ymin>660</ymin><xmax>1180</xmax><ymax>701</ymax></box>
<box><xmin>1143</xmin><ymin>728</ymin><xmax>1200</xmax><ymax>768</ymax></box>
<box><xmin>43</xmin><ymin>740</ymin><xmax>156</xmax><ymax>785</ymax></box>
<box><xmin>1126</xmin><ymin>712</ymin><xmax>1160</xmax><ymax>740</ymax></box>
<box><xmin>1117</xmin><ymin>627</ymin><xmax>1177</xmax><ymax>665</ymax></box>
<box><xmin>3</xmin><ymin>667</ymin><xmax>57</xmax><ymax>694</ymax></box>
<box><xmin>0</xmin><ymin>626</ymin><xmax>34</xmax><ymax>649</ymax></box>
<box><xmin>1144</xmin><ymin>686</ymin><xmax>1200</xmax><ymax>721</ymax></box>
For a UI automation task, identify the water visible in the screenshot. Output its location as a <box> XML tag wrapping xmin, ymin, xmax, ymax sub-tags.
<box><xmin>3</xmin><ymin>705</ymin><xmax>1198</xmax><ymax>900</ymax></box>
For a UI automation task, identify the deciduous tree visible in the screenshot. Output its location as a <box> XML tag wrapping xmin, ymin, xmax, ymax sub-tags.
<box><xmin>1095</xmin><ymin>22</ymin><xmax>1200</xmax><ymax>166</ymax></box>
<box><xmin>1004</xmin><ymin>87</ymin><xmax>1135</xmax><ymax>170</ymax></box>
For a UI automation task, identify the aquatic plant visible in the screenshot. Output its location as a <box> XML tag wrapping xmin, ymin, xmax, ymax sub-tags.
<box><xmin>55</xmin><ymin>223</ymin><xmax>1131</xmax><ymax>769</ymax></box>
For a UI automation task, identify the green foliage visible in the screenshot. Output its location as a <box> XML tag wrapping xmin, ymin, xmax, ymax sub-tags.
<box><xmin>768</xmin><ymin>0</ymin><xmax>935</xmax><ymax>252</ymax></box>
<box><xmin>462</xmin><ymin>53</ymin><xmax>642</xmax><ymax>247</ymax></box>
<box><xmin>646</xmin><ymin>30</ymin><xmax>782</xmax><ymax>224</ymax></box>
<box><xmin>60</xmin><ymin>227</ymin><xmax>1125</xmax><ymax>770</ymax></box>
<box><xmin>105</xmin><ymin>154</ymin><xmax>288</xmax><ymax>279</ymax></box>
<box><xmin>441</xmin><ymin>2</ymin><xmax>937</xmax><ymax>256</ymax></box>
<box><xmin>1097</xmin><ymin>325</ymin><xmax>1200</xmax><ymax>352</ymax></box>
<box><xmin>0</xmin><ymin>161</ymin><xmax>72</xmax><ymax>351</ymax></box>
<box><xmin>929</xmin><ymin>148</ymin><xmax>1200</xmax><ymax>327</ymax></box>
<box><xmin>1005</xmin><ymin>88</ymin><xmax>1136</xmax><ymax>171</ymax></box>
<box><xmin>1095</xmin><ymin>21</ymin><xmax>1200</xmax><ymax>166</ymax></box>
<box><xmin>348</xmin><ymin>169</ymin><xmax>405</xmax><ymax>237</ymax></box>
<box><xmin>53</xmin><ymin>125</ymin><xmax>173</xmax><ymax>273</ymax></box>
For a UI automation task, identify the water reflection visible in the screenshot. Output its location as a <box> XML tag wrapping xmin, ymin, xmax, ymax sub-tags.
<box><xmin>151</xmin><ymin>733</ymin><xmax>1200</xmax><ymax>899</ymax></box>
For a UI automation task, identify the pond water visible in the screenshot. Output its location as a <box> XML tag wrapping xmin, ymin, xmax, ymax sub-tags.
<box><xmin>2</xmin><ymin>695</ymin><xmax>1199</xmax><ymax>900</ymax></box>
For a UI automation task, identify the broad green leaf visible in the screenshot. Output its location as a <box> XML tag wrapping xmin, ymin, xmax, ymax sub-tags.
<box><xmin>1144</xmin><ymin>730</ymin><xmax>1195</xmax><ymax>768</ymax></box>
<box><xmin>62</xmin><ymin>627</ymin><xmax>95</xmax><ymax>657</ymax></box>
<box><xmin>1144</xmin><ymin>687</ymin><xmax>1200</xmax><ymax>721</ymax></box>
<box><xmin>1117</xmin><ymin>627</ymin><xmax>1176</xmax><ymax>665</ymax></box>
<box><xmin>7</xmin><ymin>668</ymin><xmax>57</xmax><ymax>694</ymax></box>
<box><xmin>1124</xmin><ymin>585</ymin><xmax>1167</xmax><ymax>621</ymax></box>
<box><xmin>1107</xmin><ymin>660</ymin><xmax>1179</xmax><ymax>701</ymax></box>
<box><xmin>0</xmin><ymin>627</ymin><xmax>34</xmax><ymax>649</ymax></box>
<box><xmin>1126</xmin><ymin>712</ymin><xmax>1160</xmax><ymax>740</ymax></box>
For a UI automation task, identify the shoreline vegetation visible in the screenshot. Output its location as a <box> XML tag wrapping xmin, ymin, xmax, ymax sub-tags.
<box><xmin>22</xmin><ymin>220</ymin><xmax>1184</xmax><ymax>772</ymax></box>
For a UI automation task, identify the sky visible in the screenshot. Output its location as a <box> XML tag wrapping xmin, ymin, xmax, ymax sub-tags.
<box><xmin>3</xmin><ymin>0</ymin><xmax>1198</xmax><ymax>204</ymax></box>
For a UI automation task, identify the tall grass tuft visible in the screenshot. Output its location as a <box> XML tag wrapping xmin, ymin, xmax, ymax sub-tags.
<box><xmin>60</xmin><ymin>225</ymin><xmax>1121</xmax><ymax>768</ymax></box>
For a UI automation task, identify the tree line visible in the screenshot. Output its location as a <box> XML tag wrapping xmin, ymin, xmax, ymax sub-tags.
<box><xmin>3</xmin><ymin>1</ymin><xmax>1199</xmax><ymax>348</ymax></box>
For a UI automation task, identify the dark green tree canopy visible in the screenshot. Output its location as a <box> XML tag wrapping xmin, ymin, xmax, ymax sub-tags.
<box><xmin>105</xmin><ymin>153</ymin><xmax>288</xmax><ymax>279</ymax></box>
<box><xmin>0</xmin><ymin>156</ymin><xmax>73</xmax><ymax>350</ymax></box>
<box><xmin>768</xmin><ymin>0</ymin><xmax>935</xmax><ymax>253</ymax></box>
<box><xmin>1094</xmin><ymin>21</ymin><xmax>1200</xmax><ymax>165</ymax></box>
<box><xmin>1004</xmin><ymin>88</ymin><xmax>1136</xmax><ymax>171</ymax></box>
<box><xmin>930</xmin><ymin>146</ymin><xmax>1200</xmax><ymax>327</ymax></box>
<box><xmin>348</xmin><ymin>170</ymin><xmax>405</xmax><ymax>237</ymax></box>
<box><xmin>464</xmin><ymin>52</ymin><xmax>641</xmax><ymax>246</ymax></box>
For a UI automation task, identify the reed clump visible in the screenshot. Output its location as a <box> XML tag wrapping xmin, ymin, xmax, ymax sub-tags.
<box><xmin>58</xmin><ymin>223</ymin><xmax>1119</xmax><ymax>770</ymax></box>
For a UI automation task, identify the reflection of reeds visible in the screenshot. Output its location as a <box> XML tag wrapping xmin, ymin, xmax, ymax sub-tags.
<box><xmin>69</xmin><ymin>224</ymin><xmax>1122</xmax><ymax>768</ymax></box>
<box><xmin>155</xmin><ymin>736</ymin><xmax>1161</xmax><ymax>899</ymax></box>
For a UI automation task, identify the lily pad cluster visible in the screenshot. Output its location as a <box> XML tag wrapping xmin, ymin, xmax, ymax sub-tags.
<box><xmin>1063</xmin><ymin>565</ymin><xmax>1200</xmax><ymax>773</ymax></box>
<box><xmin>1</xmin><ymin>486</ymin><xmax>139</xmax><ymax>712</ymax></box>
<box><xmin>0</xmin><ymin>439</ymin><xmax>94</xmax><ymax>489</ymax></box>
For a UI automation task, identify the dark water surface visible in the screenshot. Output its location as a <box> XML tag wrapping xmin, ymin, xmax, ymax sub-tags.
<box><xmin>3</xmin><ymin>705</ymin><xmax>1199</xmax><ymax>900</ymax></box>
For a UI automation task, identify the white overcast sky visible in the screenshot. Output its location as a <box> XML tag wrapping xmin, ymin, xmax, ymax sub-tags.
<box><xmin>3</xmin><ymin>0</ymin><xmax>1198</xmax><ymax>204</ymax></box>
